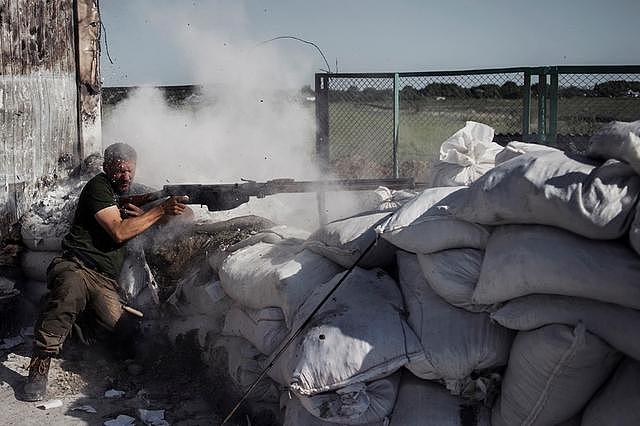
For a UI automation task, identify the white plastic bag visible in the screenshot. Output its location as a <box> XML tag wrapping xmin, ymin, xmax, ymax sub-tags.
<box><xmin>430</xmin><ymin>121</ymin><xmax>503</xmax><ymax>186</ymax></box>
<box><xmin>397</xmin><ymin>252</ymin><xmax>513</xmax><ymax>393</ymax></box>
<box><xmin>376</xmin><ymin>186</ymin><xmax>489</xmax><ymax>254</ymax></box>
<box><xmin>491</xmin><ymin>294</ymin><xmax>640</xmax><ymax>361</ymax></box>
<box><xmin>474</xmin><ymin>225</ymin><xmax>640</xmax><ymax>309</ymax></box>
<box><xmin>492</xmin><ymin>324</ymin><xmax>620</xmax><ymax>426</ymax></box>
<box><xmin>448</xmin><ymin>151</ymin><xmax>640</xmax><ymax>239</ymax></box>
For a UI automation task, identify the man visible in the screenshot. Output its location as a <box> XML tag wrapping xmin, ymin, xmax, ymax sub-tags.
<box><xmin>19</xmin><ymin>143</ymin><xmax>189</xmax><ymax>402</ymax></box>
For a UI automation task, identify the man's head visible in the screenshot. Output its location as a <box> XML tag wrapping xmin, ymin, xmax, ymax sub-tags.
<box><xmin>103</xmin><ymin>143</ymin><xmax>137</xmax><ymax>194</ymax></box>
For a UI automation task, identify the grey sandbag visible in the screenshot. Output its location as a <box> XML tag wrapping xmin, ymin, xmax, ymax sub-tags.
<box><xmin>304</xmin><ymin>210</ymin><xmax>396</xmax><ymax>268</ymax></box>
<box><xmin>491</xmin><ymin>294</ymin><xmax>640</xmax><ymax>361</ymax></box>
<box><xmin>282</xmin><ymin>392</ymin><xmax>386</xmax><ymax>426</ymax></box>
<box><xmin>582</xmin><ymin>358</ymin><xmax>640</xmax><ymax>426</ymax></box>
<box><xmin>492</xmin><ymin>324</ymin><xmax>621</xmax><ymax>426</ymax></box>
<box><xmin>448</xmin><ymin>151</ymin><xmax>640</xmax><ymax>239</ymax></box>
<box><xmin>588</xmin><ymin>120</ymin><xmax>640</xmax><ymax>174</ymax></box>
<box><xmin>389</xmin><ymin>373</ymin><xmax>490</xmax><ymax>426</ymax></box>
<box><xmin>494</xmin><ymin>141</ymin><xmax>561</xmax><ymax>165</ymax></box>
<box><xmin>397</xmin><ymin>252</ymin><xmax>513</xmax><ymax>394</ymax></box>
<box><xmin>417</xmin><ymin>248</ymin><xmax>491</xmax><ymax>312</ymax></box>
<box><xmin>474</xmin><ymin>225</ymin><xmax>640</xmax><ymax>309</ymax></box>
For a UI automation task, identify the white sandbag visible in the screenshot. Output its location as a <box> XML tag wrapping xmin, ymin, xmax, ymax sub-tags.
<box><xmin>430</xmin><ymin>121</ymin><xmax>503</xmax><ymax>187</ymax></box>
<box><xmin>281</xmin><ymin>267</ymin><xmax>423</xmax><ymax>396</ymax></box>
<box><xmin>213</xmin><ymin>336</ymin><xmax>280</xmax><ymax>403</ymax></box>
<box><xmin>491</xmin><ymin>294</ymin><xmax>640</xmax><ymax>361</ymax></box>
<box><xmin>282</xmin><ymin>393</ymin><xmax>385</xmax><ymax>426</ymax></box>
<box><xmin>222</xmin><ymin>305</ymin><xmax>288</xmax><ymax>356</ymax></box>
<box><xmin>417</xmin><ymin>248</ymin><xmax>491</xmax><ymax>312</ymax></box>
<box><xmin>448</xmin><ymin>151</ymin><xmax>640</xmax><ymax>239</ymax></box>
<box><xmin>21</xmin><ymin>250</ymin><xmax>59</xmax><ymax>282</ymax></box>
<box><xmin>582</xmin><ymin>358</ymin><xmax>640</xmax><ymax>426</ymax></box>
<box><xmin>629</xmin><ymin>201</ymin><xmax>640</xmax><ymax>256</ymax></box>
<box><xmin>494</xmin><ymin>141</ymin><xmax>561</xmax><ymax>165</ymax></box>
<box><xmin>588</xmin><ymin>120</ymin><xmax>640</xmax><ymax>174</ymax></box>
<box><xmin>397</xmin><ymin>253</ymin><xmax>513</xmax><ymax>393</ymax></box>
<box><xmin>298</xmin><ymin>372</ymin><xmax>400</xmax><ymax>425</ymax></box>
<box><xmin>118</xmin><ymin>237</ymin><xmax>151</xmax><ymax>301</ymax></box>
<box><xmin>374</xmin><ymin>187</ymin><xmax>417</xmax><ymax>211</ymax></box>
<box><xmin>390</xmin><ymin>373</ymin><xmax>489</xmax><ymax>426</ymax></box>
<box><xmin>219</xmin><ymin>240</ymin><xmax>343</xmax><ymax>327</ymax></box>
<box><xmin>305</xmin><ymin>211</ymin><xmax>396</xmax><ymax>268</ymax></box>
<box><xmin>492</xmin><ymin>323</ymin><xmax>621</xmax><ymax>426</ymax></box>
<box><xmin>376</xmin><ymin>186</ymin><xmax>490</xmax><ymax>254</ymax></box>
<box><xmin>474</xmin><ymin>225</ymin><xmax>640</xmax><ymax>309</ymax></box>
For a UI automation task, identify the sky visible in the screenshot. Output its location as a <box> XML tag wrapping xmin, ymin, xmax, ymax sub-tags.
<box><xmin>99</xmin><ymin>0</ymin><xmax>640</xmax><ymax>87</ymax></box>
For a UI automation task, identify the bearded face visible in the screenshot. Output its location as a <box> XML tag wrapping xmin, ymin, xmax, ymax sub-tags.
<box><xmin>104</xmin><ymin>159</ymin><xmax>136</xmax><ymax>194</ymax></box>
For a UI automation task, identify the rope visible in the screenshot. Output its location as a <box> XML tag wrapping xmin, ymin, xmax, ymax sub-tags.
<box><xmin>221</xmin><ymin>238</ymin><xmax>378</xmax><ymax>424</ymax></box>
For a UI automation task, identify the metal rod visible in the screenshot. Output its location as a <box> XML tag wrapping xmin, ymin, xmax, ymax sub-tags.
<box><xmin>522</xmin><ymin>72</ymin><xmax>531</xmax><ymax>142</ymax></box>
<box><xmin>221</xmin><ymin>239</ymin><xmax>379</xmax><ymax>424</ymax></box>
<box><xmin>393</xmin><ymin>73</ymin><xmax>400</xmax><ymax>178</ymax></box>
<box><xmin>548</xmin><ymin>69</ymin><xmax>559</xmax><ymax>146</ymax></box>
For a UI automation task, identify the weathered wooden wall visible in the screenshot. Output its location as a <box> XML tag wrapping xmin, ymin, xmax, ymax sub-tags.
<box><xmin>0</xmin><ymin>0</ymin><xmax>79</xmax><ymax>237</ymax></box>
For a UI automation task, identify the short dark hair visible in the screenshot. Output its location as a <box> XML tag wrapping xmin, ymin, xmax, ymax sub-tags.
<box><xmin>104</xmin><ymin>143</ymin><xmax>137</xmax><ymax>164</ymax></box>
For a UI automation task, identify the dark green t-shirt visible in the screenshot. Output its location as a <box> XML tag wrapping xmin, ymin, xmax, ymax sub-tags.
<box><xmin>62</xmin><ymin>173</ymin><xmax>125</xmax><ymax>279</ymax></box>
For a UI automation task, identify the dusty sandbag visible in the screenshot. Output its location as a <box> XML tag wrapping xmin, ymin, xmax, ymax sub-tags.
<box><xmin>212</xmin><ymin>336</ymin><xmax>280</xmax><ymax>403</ymax></box>
<box><xmin>629</xmin><ymin>202</ymin><xmax>640</xmax><ymax>256</ymax></box>
<box><xmin>417</xmin><ymin>248</ymin><xmax>491</xmax><ymax>312</ymax></box>
<box><xmin>282</xmin><ymin>393</ymin><xmax>386</xmax><ymax>426</ymax></box>
<box><xmin>582</xmin><ymin>358</ymin><xmax>640</xmax><ymax>426</ymax></box>
<box><xmin>20</xmin><ymin>250</ymin><xmax>59</xmax><ymax>282</ymax></box>
<box><xmin>146</xmin><ymin>215</ymin><xmax>276</xmax><ymax>288</ymax></box>
<box><xmin>376</xmin><ymin>186</ymin><xmax>490</xmax><ymax>254</ymax></box>
<box><xmin>588</xmin><ymin>120</ymin><xmax>640</xmax><ymax>174</ymax></box>
<box><xmin>20</xmin><ymin>280</ymin><xmax>48</xmax><ymax>306</ymax></box>
<box><xmin>298</xmin><ymin>372</ymin><xmax>401</xmax><ymax>425</ymax></box>
<box><xmin>475</xmin><ymin>225</ymin><xmax>640</xmax><ymax>309</ymax></box>
<box><xmin>492</xmin><ymin>323</ymin><xmax>621</xmax><ymax>426</ymax></box>
<box><xmin>305</xmin><ymin>211</ymin><xmax>396</xmax><ymax>268</ymax></box>
<box><xmin>273</xmin><ymin>267</ymin><xmax>422</xmax><ymax>396</ymax></box>
<box><xmin>494</xmin><ymin>141</ymin><xmax>561</xmax><ymax>165</ymax></box>
<box><xmin>429</xmin><ymin>121</ymin><xmax>503</xmax><ymax>187</ymax></box>
<box><xmin>390</xmin><ymin>373</ymin><xmax>489</xmax><ymax>426</ymax></box>
<box><xmin>219</xmin><ymin>240</ymin><xmax>342</xmax><ymax>327</ymax></box>
<box><xmin>222</xmin><ymin>305</ymin><xmax>288</xmax><ymax>356</ymax></box>
<box><xmin>374</xmin><ymin>187</ymin><xmax>417</xmax><ymax>211</ymax></box>
<box><xmin>118</xmin><ymin>237</ymin><xmax>152</xmax><ymax>302</ymax></box>
<box><xmin>491</xmin><ymin>294</ymin><xmax>640</xmax><ymax>361</ymax></box>
<box><xmin>448</xmin><ymin>150</ymin><xmax>640</xmax><ymax>239</ymax></box>
<box><xmin>20</xmin><ymin>179</ymin><xmax>85</xmax><ymax>251</ymax></box>
<box><xmin>397</xmin><ymin>252</ymin><xmax>513</xmax><ymax>394</ymax></box>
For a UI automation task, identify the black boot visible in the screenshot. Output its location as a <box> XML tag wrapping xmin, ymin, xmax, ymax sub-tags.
<box><xmin>19</xmin><ymin>355</ymin><xmax>51</xmax><ymax>402</ymax></box>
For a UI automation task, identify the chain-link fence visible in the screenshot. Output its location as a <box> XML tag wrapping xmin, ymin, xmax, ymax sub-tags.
<box><xmin>316</xmin><ymin>66</ymin><xmax>640</xmax><ymax>179</ymax></box>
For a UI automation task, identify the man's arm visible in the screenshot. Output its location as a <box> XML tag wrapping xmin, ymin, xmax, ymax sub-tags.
<box><xmin>95</xmin><ymin>196</ymin><xmax>188</xmax><ymax>244</ymax></box>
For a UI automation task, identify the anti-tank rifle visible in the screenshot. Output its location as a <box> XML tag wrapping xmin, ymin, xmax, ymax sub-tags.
<box><xmin>118</xmin><ymin>178</ymin><xmax>427</xmax><ymax>211</ymax></box>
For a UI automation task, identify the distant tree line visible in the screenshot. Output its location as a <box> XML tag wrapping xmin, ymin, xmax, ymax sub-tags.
<box><xmin>324</xmin><ymin>80</ymin><xmax>640</xmax><ymax>101</ymax></box>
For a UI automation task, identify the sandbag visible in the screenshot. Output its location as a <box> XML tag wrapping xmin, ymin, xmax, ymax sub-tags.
<box><xmin>474</xmin><ymin>225</ymin><xmax>640</xmax><ymax>309</ymax></box>
<box><xmin>494</xmin><ymin>141</ymin><xmax>561</xmax><ymax>165</ymax></box>
<box><xmin>376</xmin><ymin>186</ymin><xmax>490</xmax><ymax>254</ymax></box>
<box><xmin>629</xmin><ymin>202</ymin><xmax>640</xmax><ymax>256</ymax></box>
<box><xmin>448</xmin><ymin>151</ymin><xmax>640</xmax><ymax>239</ymax></box>
<box><xmin>417</xmin><ymin>248</ymin><xmax>491</xmax><ymax>312</ymax></box>
<box><xmin>222</xmin><ymin>305</ymin><xmax>288</xmax><ymax>356</ymax></box>
<box><xmin>374</xmin><ymin>187</ymin><xmax>417</xmax><ymax>211</ymax></box>
<box><xmin>582</xmin><ymin>358</ymin><xmax>640</xmax><ymax>426</ymax></box>
<box><xmin>277</xmin><ymin>267</ymin><xmax>422</xmax><ymax>396</ymax></box>
<box><xmin>305</xmin><ymin>211</ymin><xmax>396</xmax><ymax>268</ymax></box>
<box><xmin>588</xmin><ymin>120</ymin><xmax>640</xmax><ymax>174</ymax></box>
<box><xmin>390</xmin><ymin>373</ymin><xmax>489</xmax><ymax>426</ymax></box>
<box><xmin>282</xmin><ymin>393</ymin><xmax>385</xmax><ymax>426</ymax></box>
<box><xmin>491</xmin><ymin>294</ymin><xmax>640</xmax><ymax>361</ymax></box>
<box><xmin>397</xmin><ymin>252</ymin><xmax>513</xmax><ymax>394</ymax></box>
<box><xmin>20</xmin><ymin>250</ymin><xmax>59</xmax><ymax>282</ymax></box>
<box><xmin>219</xmin><ymin>240</ymin><xmax>343</xmax><ymax>327</ymax></box>
<box><xmin>430</xmin><ymin>121</ymin><xmax>503</xmax><ymax>187</ymax></box>
<box><xmin>212</xmin><ymin>336</ymin><xmax>280</xmax><ymax>403</ymax></box>
<box><xmin>492</xmin><ymin>324</ymin><xmax>621</xmax><ymax>426</ymax></box>
<box><xmin>298</xmin><ymin>372</ymin><xmax>400</xmax><ymax>425</ymax></box>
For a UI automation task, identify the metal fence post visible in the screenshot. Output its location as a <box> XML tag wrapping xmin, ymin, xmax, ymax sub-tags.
<box><xmin>393</xmin><ymin>73</ymin><xmax>400</xmax><ymax>178</ymax></box>
<box><xmin>522</xmin><ymin>72</ymin><xmax>531</xmax><ymax>141</ymax></box>
<box><xmin>315</xmin><ymin>73</ymin><xmax>330</xmax><ymax>225</ymax></box>
<box><xmin>548</xmin><ymin>68</ymin><xmax>559</xmax><ymax>146</ymax></box>
<box><xmin>537</xmin><ymin>73</ymin><xmax>547</xmax><ymax>144</ymax></box>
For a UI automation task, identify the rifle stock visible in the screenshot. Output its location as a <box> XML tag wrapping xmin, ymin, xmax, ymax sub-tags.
<box><xmin>119</xmin><ymin>178</ymin><xmax>426</xmax><ymax>212</ymax></box>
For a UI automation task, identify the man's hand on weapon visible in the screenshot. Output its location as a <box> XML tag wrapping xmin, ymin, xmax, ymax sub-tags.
<box><xmin>160</xmin><ymin>195</ymin><xmax>189</xmax><ymax>216</ymax></box>
<box><xmin>120</xmin><ymin>203</ymin><xmax>144</xmax><ymax>218</ymax></box>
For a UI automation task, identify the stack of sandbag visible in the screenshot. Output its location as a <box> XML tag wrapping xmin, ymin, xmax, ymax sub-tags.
<box><xmin>370</xmin><ymin>120</ymin><xmax>640</xmax><ymax>424</ymax></box>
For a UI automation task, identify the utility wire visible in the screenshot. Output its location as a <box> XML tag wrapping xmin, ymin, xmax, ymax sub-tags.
<box><xmin>101</xmin><ymin>21</ymin><xmax>114</xmax><ymax>65</ymax></box>
<box><xmin>221</xmin><ymin>238</ymin><xmax>378</xmax><ymax>424</ymax></box>
<box><xmin>257</xmin><ymin>36</ymin><xmax>331</xmax><ymax>73</ymax></box>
